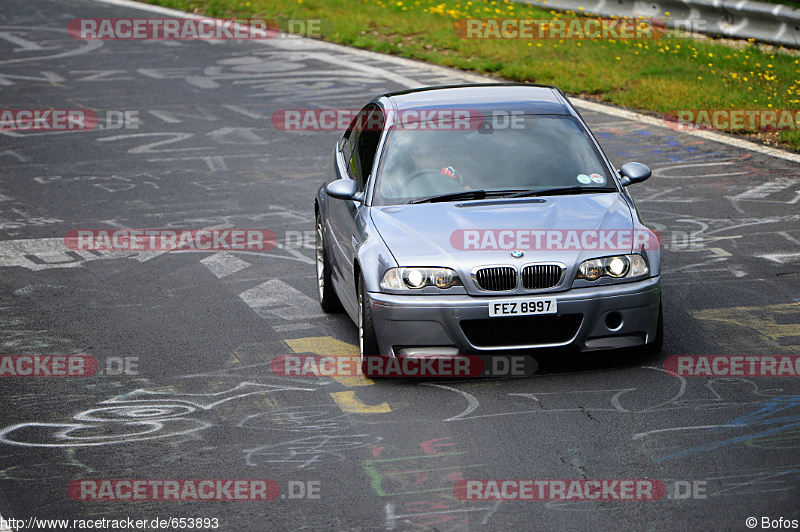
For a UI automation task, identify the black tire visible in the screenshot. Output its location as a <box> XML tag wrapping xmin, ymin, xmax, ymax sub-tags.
<box><xmin>642</xmin><ymin>298</ymin><xmax>664</xmax><ymax>355</ymax></box>
<box><xmin>315</xmin><ymin>212</ymin><xmax>342</xmax><ymax>313</ymax></box>
<box><xmin>358</xmin><ymin>275</ymin><xmax>382</xmax><ymax>377</ymax></box>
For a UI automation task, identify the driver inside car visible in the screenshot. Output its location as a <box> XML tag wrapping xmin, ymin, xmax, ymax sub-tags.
<box><xmin>410</xmin><ymin>142</ymin><xmax>464</xmax><ymax>184</ymax></box>
<box><xmin>376</xmin><ymin>134</ymin><xmax>469</xmax><ymax>201</ymax></box>
<box><xmin>406</xmin><ymin>142</ymin><xmax>468</xmax><ymax>193</ymax></box>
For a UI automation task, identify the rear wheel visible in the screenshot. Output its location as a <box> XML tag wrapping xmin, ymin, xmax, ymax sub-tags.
<box><xmin>315</xmin><ymin>212</ymin><xmax>342</xmax><ymax>313</ymax></box>
<box><xmin>358</xmin><ymin>275</ymin><xmax>382</xmax><ymax>377</ymax></box>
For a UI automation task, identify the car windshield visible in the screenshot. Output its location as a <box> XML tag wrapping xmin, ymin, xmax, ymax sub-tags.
<box><xmin>373</xmin><ymin>114</ymin><xmax>615</xmax><ymax>206</ymax></box>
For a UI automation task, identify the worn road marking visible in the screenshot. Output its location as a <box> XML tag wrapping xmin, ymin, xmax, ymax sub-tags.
<box><xmin>330</xmin><ymin>391</ymin><xmax>391</xmax><ymax>414</ymax></box>
<box><xmin>285</xmin><ymin>336</ymin><xmax>391</xmax><ymax>412</ymax></box>
<box><xmin>200</xmin><ymin>251</ymin><xmax>251</xmax><ymax>278</ymax></box>
<box><xmin>238</xmin><ymin>279</ymin><xmax>323</xmax><ymax>320</ymax></box>
<box><xmin>690</xmin><ymin>302</ymin><xmax>800</xmax><ymax>352</ymax></box>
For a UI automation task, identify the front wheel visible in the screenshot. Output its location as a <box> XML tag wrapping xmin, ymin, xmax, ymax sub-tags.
<box><xmin>358</xmin><ymin>275</ymin><xmax>382</xmax><ymax>377</ymax></box>
<box><xmin>315</xmin><ymin>212</ymin><xmax>342</xmax><ymax>313</ymax></box>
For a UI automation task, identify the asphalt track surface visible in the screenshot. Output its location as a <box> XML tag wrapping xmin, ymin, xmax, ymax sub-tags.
<box><xmin>0</xmin><ymin>0</ymin><xmax>799</xmax><ymax>530</ymax></box>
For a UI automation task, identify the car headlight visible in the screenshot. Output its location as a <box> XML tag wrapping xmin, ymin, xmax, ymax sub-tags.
<box><xmin>381</xmin><ymin>267</ymin><xmax>463</xmax><ymax>290</ymax></box>
<box><xmin>576</xmin><ymin>254</ymin><xmax>648</xmax><ymax>281</ymax></box>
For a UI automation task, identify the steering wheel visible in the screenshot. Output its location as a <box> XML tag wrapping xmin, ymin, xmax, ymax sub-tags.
<box><xmin>403</xmin><ymin>168</ymin><xmax>442</xmax><ymax>188</ymax></box>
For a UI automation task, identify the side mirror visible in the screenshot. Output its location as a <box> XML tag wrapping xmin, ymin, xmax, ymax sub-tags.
<box><xmin>325</xmin><ymin>179</ymin><xmax>362</xmax><ymax>202</ymax></box>
<box><xmin>618</xmin><ymin>162</ymin><xmax>652</xmax><ymax>186</ymax></box>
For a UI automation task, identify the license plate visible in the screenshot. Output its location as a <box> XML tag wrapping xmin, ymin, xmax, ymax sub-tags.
<box><xmin>488</xmin><ymin>298</ymin><xmax>557</xmax><ymax>317</ymax></box>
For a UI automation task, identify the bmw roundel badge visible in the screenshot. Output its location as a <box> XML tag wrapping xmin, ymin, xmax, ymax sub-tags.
<box><xmin>510</xmin><ymin>250</ymin><xmax>524</xmax><ymax>259</ymax></box>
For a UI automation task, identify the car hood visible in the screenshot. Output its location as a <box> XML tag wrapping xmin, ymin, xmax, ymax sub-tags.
<box><xmin>370</xmin><ymin>193</ymin><xmax>637</xmax><ymax>280</ymax></box>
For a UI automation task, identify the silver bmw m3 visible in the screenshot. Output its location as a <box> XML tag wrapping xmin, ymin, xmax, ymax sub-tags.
<box><xmin>315</xmin><ymin>84</ymin><xmax>663</xmax><ymax>375</ymax></box>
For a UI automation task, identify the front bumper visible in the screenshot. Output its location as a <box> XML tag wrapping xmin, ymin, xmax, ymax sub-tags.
<box><xmin>367</xmin><ymin>276</ymin><xmax>661</xmax><ymax>357</ymax></box>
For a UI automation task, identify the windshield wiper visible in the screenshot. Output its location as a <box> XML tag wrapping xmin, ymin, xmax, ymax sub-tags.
<box><xmin>409</xmin><ymin>189</ymin><xmax>531</xmax><ymax>204</ymax></box>
<box><xmin>507</xmin><ymin>186</ymin><xmax>615</xmax><ymax>198</ymax></box>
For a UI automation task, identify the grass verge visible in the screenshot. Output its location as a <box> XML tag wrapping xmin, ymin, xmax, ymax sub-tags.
<box><xmin>138</xmin><ymin>0</ymin><xmax>800</xmax><ymax>151</ymax></box>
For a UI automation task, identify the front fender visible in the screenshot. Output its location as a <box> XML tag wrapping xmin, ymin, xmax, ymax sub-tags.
<box><xmin>354</xmin><ymin>209</ymin><xmax>397</xmax><ymax>294</ymax></box>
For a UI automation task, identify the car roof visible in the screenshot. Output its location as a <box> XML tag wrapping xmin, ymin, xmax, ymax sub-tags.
<box><xmin>378</xmin><ymin>83</ymin><xmax>570</xmax><ymax>116</ymax></box>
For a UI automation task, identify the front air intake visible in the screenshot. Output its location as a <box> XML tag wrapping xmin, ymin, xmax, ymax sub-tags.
<box><xmin>474</xmin><ymin>266</ymin><xmax>517</xmax><ymax>291</ymax></box>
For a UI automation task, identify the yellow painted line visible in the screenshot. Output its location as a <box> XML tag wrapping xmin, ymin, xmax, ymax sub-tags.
<box><xmin>334</xmin><ymin>376</ymin><xmax>371</xmax><ymax>387</ymax></box>
<box><xmin>285</xmin><ymin>336</ymin><xmax>357</xmax><ymax>358</ymax></box>
<box><xmin>285</xmin><ymin>336</ymin><xmax>392</xmax><ymax>413</ymax></box>
<box><xmin>285</xmin><ymin>336</ymin><xmax>375</xmax><ymax>387</ymax></box>
<box><xmin>690</xmin><ymin>302</ymin><xmax>800</xmax><ymax>349</ymax></box>
<box><xmin>330</xmin><ymin>391</ymin><xmax>391</xmax><ymax>414</ymax></box>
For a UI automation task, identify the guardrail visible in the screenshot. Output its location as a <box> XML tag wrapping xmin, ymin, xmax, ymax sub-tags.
<box><xmin>523</xmin><ymin>0</ymin><xmax>800</xmax><ymax>48</ymax></box>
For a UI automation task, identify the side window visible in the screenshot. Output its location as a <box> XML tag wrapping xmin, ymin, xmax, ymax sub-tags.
<box><xmin>342</xmin><ymin>105</ymin><xmax>385</xmax><ymax>191</ymax></box>
<box><xmin>355</xmin><ymin>107</ymin><xmax>384</xmax><ymax>192</ymax></box>
<box><xmin>348</xmin><ymin>133</ymin><xmax>360</xmax><ymax>181</ymax></box>
<box><xmin>339</xmin><ymin>130</ymin><xmax>352</xmax><ymax>176</ymax></box>
<box><xmin>344</xmin><ymin>109</ymin><xmax>365</xmax><ymax>181</ymax></box>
